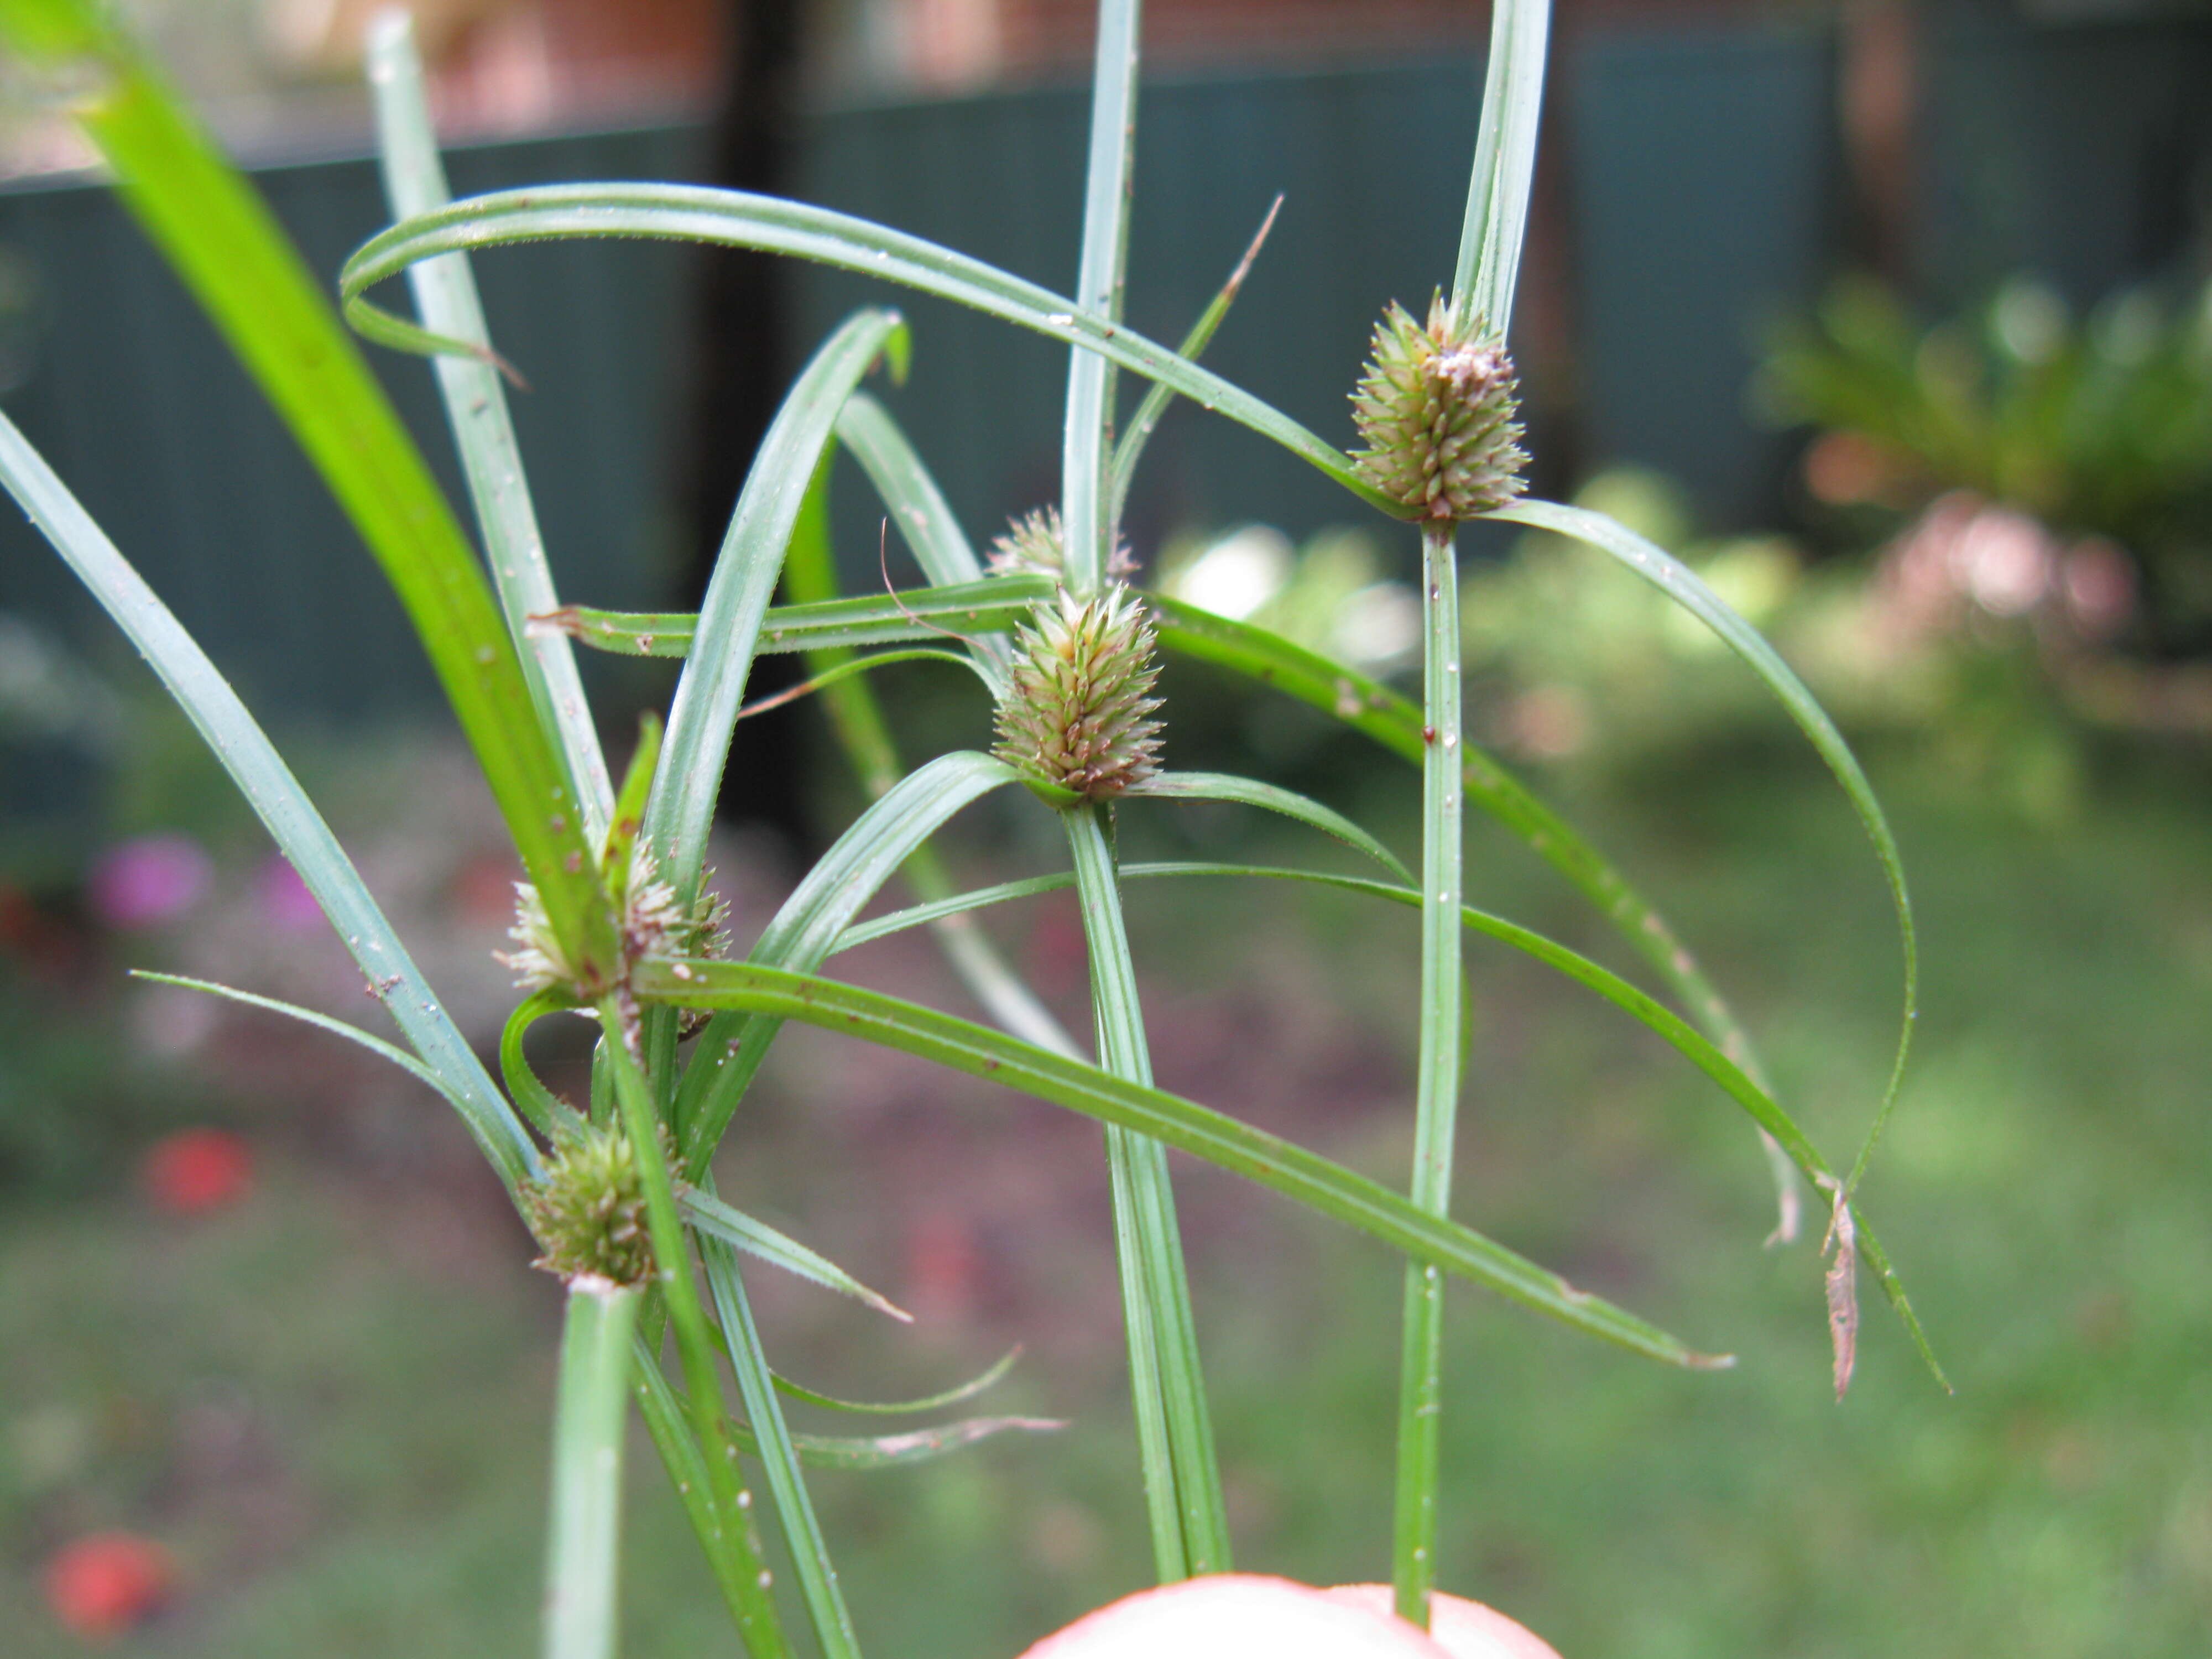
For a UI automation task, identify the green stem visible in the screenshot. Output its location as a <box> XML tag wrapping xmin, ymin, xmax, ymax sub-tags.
<box><xmin>597</xmin><ymin>1008</ymin><xmax>792</xmax><ymax>1658</ymax></box>
<box><xmin>544</xmin><ymin>1282</ymin><xmax>639</xmax><ymax>1659</ymax></box>
<box><xmin>1395</xmin><ymin>525</ymin><xmax>1464</xmax><ymax>1625</ymax></box>
<box><xmin>1065</xmin><ymin>805</ymin><xmax>1231</xmax><ymax>1580</ymax></box>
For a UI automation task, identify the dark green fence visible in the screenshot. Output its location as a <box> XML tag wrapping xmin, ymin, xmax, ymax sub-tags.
<box><xmin>2</xmin><ymin>19</ymin><xmax>2204</xmax><ymax>735</ymax></box>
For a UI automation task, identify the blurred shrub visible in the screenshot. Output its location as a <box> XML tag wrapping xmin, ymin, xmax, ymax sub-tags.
<box><xmin>1758</xmin><ymin>273</ymin><xmax>2212</xmax><ymax>660</ymax></box>
<box><xmin>1462</xmin><ymin>468</ymin><xmax>2095</xmax><ymax>818</ymax></box>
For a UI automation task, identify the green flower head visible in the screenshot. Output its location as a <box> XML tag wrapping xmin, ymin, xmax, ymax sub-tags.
<box><xmin>1350</xmin><ymin>294</ymin><xmax>1527</xmax><ymax>521</ymax></box>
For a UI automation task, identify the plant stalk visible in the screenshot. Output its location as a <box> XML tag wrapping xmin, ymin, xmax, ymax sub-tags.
<box><xmin>598</xmin><ymin>1007</ymin><xmax>792</xmax><ymax>1658</ymax></box>
<box><xmin>1395</xmin><ymin>524</ymin><xmax>1465</xmax><ymax>1625</ymax></box>
<box><xmin>1065</xmin><ymin>804</ymin><xmax>1232</xmax><ymax>1580</ymax></box>
<box><xmin>544</xmin><ymin>1281</ymin><xmax>639</xmax><ymax>1659</ymax></box>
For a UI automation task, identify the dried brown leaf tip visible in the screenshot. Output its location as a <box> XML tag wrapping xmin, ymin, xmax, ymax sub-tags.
<box><xmin>1350</xmin><ymin>293</ymin><xmax>1528</xmax><ymax>521</ymax></box>
<box><xmin>523</xmin><ymin>1116</ymin><xmax>664</xmax><ymax>1288</ymax></box>
<box><xmin>1818</xmin><ymin>1176</ymin><xmax>1861</xmax><ymax>1401</ymax></box>
<box><xmin>993</xmin><ymin>585</ymin><xmax>1164</xmax><ymax>801</ymax></box>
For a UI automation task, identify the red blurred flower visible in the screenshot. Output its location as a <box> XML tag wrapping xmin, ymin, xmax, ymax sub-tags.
<box><xmin>142</xmin><ymin>1128</ymin><xmax>254</xmax><ymax>1216</ymax></box>
<box><xmin>43</xmin><ymin>1531</ymin><xmax>173</xmax><ymax>1639</ymax></box>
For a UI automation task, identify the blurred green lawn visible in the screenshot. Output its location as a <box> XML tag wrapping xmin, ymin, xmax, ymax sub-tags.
<box><xmin>4</xmin><ymin>743</ymin><xmax>2209</xmax><ymax>1656</ymax></box>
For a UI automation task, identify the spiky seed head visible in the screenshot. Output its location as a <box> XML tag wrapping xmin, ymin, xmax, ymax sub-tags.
<box><xmin>993</xmin><ymin>586</ymin><xmax>1164</xmax><ymax>800</ymax></box>
<box><xmin>498</xmin><ymin>842</ymin><xmax>724</xmax><ymax>995</ymax></box>
<box><xmin>523</xmin><ymin>1117</ymin><xmax>660</xmax><ymax>1287</ymax></box>
<box><xmin>1350</xmin><ymin>294</ymin><xmax>1528</xmax><ymax>521</ymax></box>
<box><xmin>986</xmin><ymin>507</ymin><xmax>1136</xmax><ymax>582</ymax></box>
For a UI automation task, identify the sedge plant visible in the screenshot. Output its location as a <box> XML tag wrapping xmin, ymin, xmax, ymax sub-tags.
<box><xmin>0</xmin><ymin>0</ymin><xmax>1944</xmax><ymax>1652</ymax></box>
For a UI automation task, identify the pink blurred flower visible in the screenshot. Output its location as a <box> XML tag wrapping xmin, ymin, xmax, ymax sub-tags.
<box><xmin>252</xmin><ymin>855</ymin><xmax>324</xmax><ymax>931</ymax></box>
<box><xmin>86</xmin><ymin>834</ymin><xmax>210</xmax><ymax>930</ymax></box>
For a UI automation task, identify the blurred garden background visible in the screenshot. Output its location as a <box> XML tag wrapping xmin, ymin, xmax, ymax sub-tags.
<box><xmin>3</xmin><ymin>0</ymin><xmax>2211</xmax><ymax>1653</ymax></box>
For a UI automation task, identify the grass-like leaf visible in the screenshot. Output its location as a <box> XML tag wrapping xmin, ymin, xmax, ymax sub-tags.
<box><xmin>644</xmin><ymin>307</ymin><xmax>909</xmax><ymax>907</ymax></box>
<box><xmin>1110</xmin><ymin>195</ymin><xmax>1283</xmax><ymax>524</ymax></box>
<box><xmin>134</xmin><ymin>972</ymin><xmax>454</xmax><ymax>1103</ymax></box>
<box><xmin>679</xmin><ymin>1187</ymin><xmax>912</xmax><ymax>1322</ymax></box>
<box><xmin>337</xmin><ymin>186</ymin><xmax>1399</xmax><ymax>518</ymax></box>
<box><xmin>1129</xmin><ymin>770</ymin><xmax>1411</xmax><ymax>883</ymax></box>
<box><xmin>536</xmin><ymin>577</ymin><xmax>1050</xmax><ymax>660</ymax></box>
<box><xmin>1062</xmin><ymin>0</ymin><xmax>1143</xmax><ymax>592</ymax></box>
<box><xmin>735</xmin><ymin>651</ymin><xmax>995</xmax><ymax>723</ymax></box>
<box><xmin>772</xmin><ymin>1347</ymin><xmax>1024</xmax><ymax>1416</ymax></box>
<box><xmin>781</xmin><ymin>1416</ymin><xmax>1067</xmax><ymax>1473</ymax></box>
<box><xmin>1490</xmin><ymin>499</ymin><xmax>1919</xmax><ymax>1194</ymax></box>
<box><xmin>603</xmin><ymin>1006</ymin><xmax>797</xmax><ymax>1656</ymax></box>
<box><xmin>634</xmin><ymin>957</ymin><xmax>1729</xmax><ymax>1370</ymax></box>
<box><xmin>629</xmin><ymin>1341</ymin><xmax>799</xmax><ymax>1637</ymax></box>
<box><xmin>1396</xmin><ymin>524</ymin><xmax>1466</xmax><ymax>1620</ymax></box>
<box><xmin>1453</xmin><ymin>0</ymin><xmax>1551</xmax><ymax>332</ymax></box>
<box><xmin>643</xmin><ymin>1345</ymin><xmax>1060</xmax><ymax>1474</ymax></box>
<box><xmin>366</xmin><ymin>13</ymin><xmax>613</xmax><ymax>842</ymax></box>
<box><xmin>544</xmin><ymin>1282</ymin><xmax>638</xmax><ymax>1659</ymax></box>
<box><xmin>1147</xmin><ymin>593</ymin><xmax>1802</xmax><ymax>1237</ymax></box>
<box><xmin>674</xmin><ymin>752</ymin><xmax>1026</xmax><ymax>1177</ymax></box>
<box><xmin>0</xmin><ymin>410</ymin><xmax>538</xmax><ymax>1193</ymax></box>
<box><xmin>0</xmin><ymin>2</ymin><xmax>618</xmax><ymax>986</ymax></box>
<box><xmin>500</xmin><ymin>993</ymin><xmax>586</xmax><ymax>1140</ymax></box>
<box><xmin>822</xmin><ymin>859</ymin><xmax>1945</xmax><ymax>1388</ymax></box>
<box><xmin>700</xmin><ymin>1238</ymin><xmax>864</xmax><ymax>1659</ymax></box>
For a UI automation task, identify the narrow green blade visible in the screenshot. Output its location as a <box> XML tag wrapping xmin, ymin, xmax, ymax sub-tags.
<box><xmin>1489</xmin><ymin>498</ymin><xmax>1919</xmax><ymax>1192</ymax></box>
<box><xmin>538</xmin><ymin>577</ymin><xmax>1050</xmax><ymax>660</ymax></box>
<box><xmin>1066</xmin><ymin>803</ymin><xmax>1230</xmax><ymax>1581</ymax></box>
<box><xmin>1110</xmin><ymin>193</ymin><xmax>1282</xmax><ymax>523</ymax></box>
<box><xmin>338</xmin><ymin>186</ymin><xmax>1399</xmax><ymax>517</ymax></box>
<box><xmin>366</xmin><ymin>12</ymin><xmax>613</xmax><ymax>842</ymax></box>
<box><xmin>1130</xmin><ymin>770</ymin><xmax>1411</xmax><ymax>883</ymax></box>
<box><xmin>679</xmin><ymin>1187</ymin><xmax>912</xmax><ymax>1322</ymax></box>
<box><xmin>635</xmin><ymin>958</ymin><xmax>1730</xmax><ymax>1370</ymax></box>
<box><xmin>1146</xmin><ymin>596</ymin><xmax>1777</xmax><ymax>1099</ymax></box>
<box><xmin>1453</xmin><ymin>0</ymin><xmax>1551</xmax><ymax>331</ymax></box>
<box><xmin>645</xmin><ymin>308</ymin><xmax>909</xmax><ymax>905</ymax></box>
<box><xmin>1062</xmin><ymin>0</ymin><xmax>1144</xmax><ymax>591</ymax></box>
<box><xmin>773</xmin><ymin>1347</ymin><xmax>1023</xmax><ymax>1416</ymax></box>
<box><xmin>700</xmin><ymin>1237</ymin><xmax>863</xmax><ymax>1659</ymax></box>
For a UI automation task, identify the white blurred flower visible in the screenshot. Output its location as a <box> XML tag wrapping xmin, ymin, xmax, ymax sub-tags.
<box><xmin>1168</xmin><ymin>524</ymin><xmax>1292</xmax><ymax>620</ymax></box>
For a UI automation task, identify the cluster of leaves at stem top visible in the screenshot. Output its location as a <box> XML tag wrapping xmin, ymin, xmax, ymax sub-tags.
<box><xmin>1351</xmin><ymin>294</ymin><xmax>1529</xmax><ymax>521</ymax></box>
